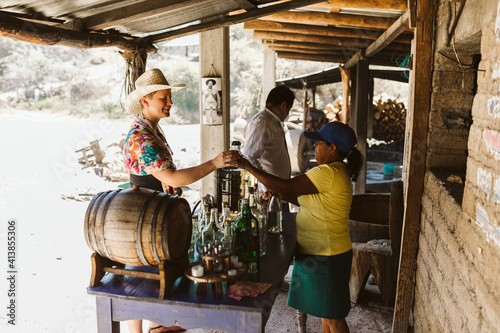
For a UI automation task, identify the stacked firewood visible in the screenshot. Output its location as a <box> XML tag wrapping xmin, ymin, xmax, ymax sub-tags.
<box><xmin>372</xmin><ymin>98</ymin><xmax>406</xmax><ymax>142</ymax></box>
<box><xmin>305</xmin><ymin>107</ymin><xmax>328</xmax><ymax>132</ymax></box>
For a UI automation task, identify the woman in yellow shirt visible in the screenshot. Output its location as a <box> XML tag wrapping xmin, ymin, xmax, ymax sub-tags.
<box><xmin>232</xmin><ymin>121</ymin><xmax>363</xmax><ymax>333</ymax></box>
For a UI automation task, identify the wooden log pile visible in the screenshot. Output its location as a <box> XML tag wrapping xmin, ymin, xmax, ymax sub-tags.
<box><xmin>305</xmin><ymin>107</ymin><xmax>328</xmax><ymax>132</ymax></box>
<box><xmin>372</xmin><ymin>98</ymin><xmax>406</xmax><ymax>142</ymax></box>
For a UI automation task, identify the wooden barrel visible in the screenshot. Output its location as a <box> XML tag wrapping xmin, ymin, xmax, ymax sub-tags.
<box><xmin>84</xmin><ymin>187</ymin><xmax>192</xmax><ymax>266</ymax></box>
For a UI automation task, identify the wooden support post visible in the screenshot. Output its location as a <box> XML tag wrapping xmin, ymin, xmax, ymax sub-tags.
<box><xmin>367</xmin><ymin>77</ymin><xmax>375</xmax><ymax>138</ymax></box>
<box><xmin>339</xmin><ymin>66</ymin><xmax>350</xmax><ymax>124</ymax></box>
<box><xmin>302</xmin><ymin>83</ymin><xmax>308</xmax><ymax>131</ymax></box>
<box><xmin>200</xmin><ymin>28</ymin><xmax>230</xmax><ymax>198</ymax></box>
<box><xmin>261</xmin><ymin>46</ymin><xmax>276</xmax><ymax>107</ymax></box>
<box><xmin>351</xmin><ymin>59</ymin><xmax>368</xmax><ymax>194</ymax></box>
<box><xmin>392</xmin><ymin>0</ymin><xmax>433</xmax><ymax>331</ymax></box>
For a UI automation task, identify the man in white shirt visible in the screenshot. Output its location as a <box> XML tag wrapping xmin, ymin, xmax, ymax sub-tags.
<box><xmin>242</xmin><ymin>85</ymin><xmax>295</xmax><ymax>210</ymax></box>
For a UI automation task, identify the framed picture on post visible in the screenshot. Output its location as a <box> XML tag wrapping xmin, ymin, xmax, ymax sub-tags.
<box><xmin>202</xmin><ymin>77</ymin><xmax>222</xmax><ymax>125</ymax></box>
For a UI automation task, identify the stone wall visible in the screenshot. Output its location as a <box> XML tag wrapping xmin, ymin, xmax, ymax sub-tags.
<box><xmin>414</xmin><ymin>0</ymin><xmax>500</xmax><ymax>332</ymax></box>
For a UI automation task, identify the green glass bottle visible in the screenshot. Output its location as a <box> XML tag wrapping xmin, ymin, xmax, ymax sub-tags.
<box><xmin>234</xmin><ymin>198</ymin><xmax>260</xmax><ymax>267</ymax></box>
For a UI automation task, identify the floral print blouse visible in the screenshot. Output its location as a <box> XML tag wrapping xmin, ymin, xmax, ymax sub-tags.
<box><xmin>123</xmin><ymin>114</ymin><xmax>176</xmax><ymax>176</ymax></box>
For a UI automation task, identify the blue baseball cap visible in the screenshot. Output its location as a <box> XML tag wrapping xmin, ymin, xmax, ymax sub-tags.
<box><xmin>303</xmin><ymin>121</ymin><xmax>358</xmax><ymax>154</ymax></box>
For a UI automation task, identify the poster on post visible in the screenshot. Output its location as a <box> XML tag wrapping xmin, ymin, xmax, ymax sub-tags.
<box><xmin>202</xmin><ymin>77</ymin><xmax>222</xmax><ymax>126</ymax></box>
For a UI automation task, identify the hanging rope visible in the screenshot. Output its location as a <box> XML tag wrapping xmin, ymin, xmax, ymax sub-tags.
<box><xmin>119</xmin><ymin>49</ymin><xmax>146</xmax><ymax>110</ymax></box>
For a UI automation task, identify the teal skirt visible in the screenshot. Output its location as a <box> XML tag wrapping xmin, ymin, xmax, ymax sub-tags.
<box><xmin>287</xmin><ymin>250</ymin><xmax>352</xmax><ymax>319</ymax></box>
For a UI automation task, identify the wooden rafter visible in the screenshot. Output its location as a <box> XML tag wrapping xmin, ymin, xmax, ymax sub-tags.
<box><xmin>308</xmin><ymin>0</ymin><xmax>407</xmax><ymax>11</ymax></box>
<box><xmin>345</xmin><ymin>11</ymin><xmax>411</xmax><ymax>69</ymax></box>
<box><xmin>246</xmin><ymin>19</ymin><xmax>383</xmax><ymax>40</ymax></box>
<box><xmin>0</xmin><ymin>12</ymin><xmax>157</xmax><ymax>53</ymax></box>
<box><xmin>276</xmin><ymin>51</ymin><xmax>398</xmax><ymax>67</ymax></box>
<box><xmin>147</xmin><ymin>0</ymin><xmax>326</xmax><ymax>43</ymax></box>
<box><xmin>261</xmin><ymin>11</ymin><xmax>398</xmax><ymax>30</ymax></box>
<box><xmin>57</xmin><ymin>0</ymin><xmax>206</xmax><ymax>31</ymax></box>
<box><xmin>229</xmin><ymin>0</ymin><xmax>257</xmax><ymax>11</ymax></box>
<box><xmin>245</xmin><ymin>19</ymin><xmax>412</xmax><ymax>43</ymax></box>
<box><xmin>254</xmin><ymin>30</ymin><xmax>372</xmax><ymax>48</ymax></box>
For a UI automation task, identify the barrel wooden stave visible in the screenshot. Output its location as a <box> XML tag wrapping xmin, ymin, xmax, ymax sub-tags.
<box><xmin>84</xmin><ymin>188</ymin><xmax>192</xmax><ymax>266</ymax></box>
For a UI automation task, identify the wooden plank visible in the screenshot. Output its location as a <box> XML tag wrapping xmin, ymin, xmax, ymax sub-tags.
<box><xmin>345</xmin><ymin>11</ymin><xmax>412</xmax><ymax>69</ymax></box>
<box><xmin>392</xmin><ymin>0</ymin><xmax>433</xmax><ymax>331</ymax></box>
<box><xmin>246</xmin><ymin>19</ymin><xmax>385</xmax><ymax>40</ymax></box>
<box><xmin>96</xmin><ymin>297</ymin><xmax>120</xmax><ymax>333</ymax></box>
<box><xmin>254</xmin><ymin>31</ymin><xmax>372</xmax><ymax>48</ymax></box>
<box><xmin>58</xmin><ymin>0</ymin><xmax>205</xmax><ymax>31</ymax></box>
<box><xmin>265</xmin><ymin>40</ymin><xmax>358</xmax><ymax>51</ymax></box>
<box><xmin>407</xmin><ymin>0</ymin><xmax>417</xmax><ymax>28</ymax></box>
<box><xmin>149</xmin><ymin>0</ymin><xmax>326</xmax><ymax>43</ymax></box>
<box><xmin>0</xmin><ymin>12</ymin><xmax>156</xmax><ymax>53</ymax></box>
<box><xmin>262</xmin><ymin>11</ymin><xmax>397</xmax><ymax>30</ymax></box>
<box><xmin>308</xmin><ymin>0</ymin><xmax>408</xmax><ymax>10</ymax></box>
<box><xmin>269</xmin><ymin>45</ymin><xmax>356</xmax><ymax>56</ymax></box>
<box><xmin>365</xmin><ymin>11</ymin><xmax>411</xmax><ymax>57</ymax></box>
<box><xmin>352</xmin><ymin>59</ymin><xmax>368</xmax><ymax>194</ymax></box>
<box><xmin>276</xmin><ymin>51</ymin><xmax>399</xmax><ymax>67</ymax></box>
<box><xmin>230</xmin><ymin>0</ymin><xmax>258</xmax><ymax>11</ymax></box>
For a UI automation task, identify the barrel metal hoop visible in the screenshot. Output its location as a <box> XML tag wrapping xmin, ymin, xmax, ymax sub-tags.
<box><xmin>99</xmin><ymin>189</ymin><xmax>122</xmax><ymax>260</ymax></box>
<box><xmin>150</xmin><ymin>193</ymin><xmax>167</xmax><ymax>264</ymax></box>
<box><xmin>136</xmin><ymin>190</ymin><xmax>160</xmax><ymax>266</ymax></box>
<box><xmin>89</xmin><ymin>191</ymin><xmax>112</xmax><ymax>257</ymax></box>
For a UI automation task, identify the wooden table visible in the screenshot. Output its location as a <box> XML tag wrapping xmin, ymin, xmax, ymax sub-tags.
<box><xmin>87</xmin><ymin>213</ymin><xmax>297</xmax><ymax>333</ymax></box>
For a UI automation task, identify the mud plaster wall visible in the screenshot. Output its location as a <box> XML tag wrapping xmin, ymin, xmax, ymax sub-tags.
<box><xmin>414</xmin><ymin>0</ymin><xmax>500</xmax><ymax>332</ymax></box>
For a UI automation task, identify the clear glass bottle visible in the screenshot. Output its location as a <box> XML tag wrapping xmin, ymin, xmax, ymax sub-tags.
<box><xmin>233</xmin><ymin>198</ymin><xmax>260</xmax><ymax>268</ymax></box>
<box><xmin>230</xmin><ymin>140</ymin><xmax>241</xmax><ymax>153</ymax></box>
<box><xmin>189</xmin><ymin>214</ymin><xmax>200</xmax><ymax>263</ymax></box>
<box><xmin>267</xmin><ymin>194</ymin><xmax>283</xmax><ymax>233</ymax></box>
<box><xmin>221</xmin><ymin>217</ymin><xmax>234</xmax><ymax>252</ymax></box>
<box><xmin>249</xmin><ymin>187</ymin><xmax>266</xmax><ymax>256</ymax></box>
<box><xmin>218</xmin><ymin>202</ymin><xmax>230</xmax><ymax>229</ymax></box>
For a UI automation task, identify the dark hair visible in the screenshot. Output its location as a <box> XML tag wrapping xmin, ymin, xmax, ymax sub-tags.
<box><xmin>338</xmin><ymin>147</ymin><xmax>364</xmax><ymax>181</ymax></box>
<box><xmin>266</xmin><ymin>85</ymin><xmax>295</xmax><ymax>108</ymax></box>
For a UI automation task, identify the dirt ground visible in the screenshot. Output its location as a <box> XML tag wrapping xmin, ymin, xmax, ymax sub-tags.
<box><xmin>0</xmin><ymin>108</ymin><xmax>394</xmax><ymax>332</ymax></box>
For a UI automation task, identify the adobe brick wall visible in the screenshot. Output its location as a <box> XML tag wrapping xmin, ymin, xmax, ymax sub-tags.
<box><xmin>413</xmin><ymin>0</ymin><xmax>500</xmax><ymax>332</ymax></box>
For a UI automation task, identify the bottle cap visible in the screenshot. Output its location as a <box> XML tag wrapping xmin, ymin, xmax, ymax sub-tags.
<box><xmin>241</xmin><ymin>198</ymin><xmax>249</xmax><ymax>204</ymax></box>
<box><xmin>231</xmin><ymin>140</ymin><xmax>241</xmax><ymax>146</ymax></box>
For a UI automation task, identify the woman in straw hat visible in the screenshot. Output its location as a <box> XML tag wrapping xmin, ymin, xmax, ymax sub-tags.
<box><xmin>123</xmin><ymin>68</ymin><xmax>239</xmax><ymax>333</ymax></box>
<box><xmin>231</xmin><ymin>121</ymin><xmax>364</xmax><ymax>333</ymax></box>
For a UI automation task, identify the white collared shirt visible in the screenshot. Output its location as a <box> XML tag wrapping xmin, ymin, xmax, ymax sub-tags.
<box><xmin>242</xmin><ymin>107</ymin><xmax>291</xmax><ymax>192</ymax></box>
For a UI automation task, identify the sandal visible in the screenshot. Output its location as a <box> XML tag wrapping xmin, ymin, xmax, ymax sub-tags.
<box><xmin>147</xmin><ymin>325</ymin><xmax>186</xmax><ymax>333</ymax></box>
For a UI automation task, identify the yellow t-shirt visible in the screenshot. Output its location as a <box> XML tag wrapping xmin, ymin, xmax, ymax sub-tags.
<box><xmin>296</xmin><ymin>161</ymin><xmax>353</xmax><ymax>256</ymax></box>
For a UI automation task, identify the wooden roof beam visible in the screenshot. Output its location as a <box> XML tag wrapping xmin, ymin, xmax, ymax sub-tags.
<box><xmin>276</xmin><ymin>51</ymin><xmax>398</xmax><ymax>67</ymax></box>
<box><xmin>261</xmin><ymin>11</ymin><xmax>397</xmax><ymax>30</ymax></box>
<box><xmin>345</xmin><ymin>10</ymin><xmax>411</xmax><ymax>69</ymax></box>
<box><xmin>148</xmin><ymin>0</ymin><xmax>326</xmax><ymax>43</ymax></box>
<box><xmin>245</xmin><ymin>19</ymin><xmax>412</xmax><ymax>43</ymax></box>
<box><xmin>58</xmin><ymin>0</ymin><xmax>207</xmax><ymax>31</ymax></box>
<box><xmin>307</xmin><ymin>0</ymin><xmax>407</xmax><ymax>11</ymax></box>
<box><xmin>0</xmin><ymin>12</ymin><xmax>157</xmax><ymax>53</ymax></box>
<box><xmin>229</xmin><ymin>0</ymin><xmax>257</xmax><ymax>11</ymax></box>
<box><xmin>254</xmin><ymin>30</ymin><xmax>372</xmax><ymax>48</ymax></box>
<box><xmin>262</xmin><ymin>40</ymin><xmax>409</xmax><ymax>53</ymax></box>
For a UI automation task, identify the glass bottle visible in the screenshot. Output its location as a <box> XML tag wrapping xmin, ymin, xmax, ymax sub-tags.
<box><xmin>189</xmin><ymin>214</ymin><xmax>200</xmax><ymax>263</ymax></box>
<box><xmin>267</xmin><ymin>194</ymin><xmax>283</xmax><ymax>233</ymax></box>
<box><xmin>233</xmin><ymin>198</ymin><xmax>260</xmax><ymax>268</ymax></box>
<box><xmin>221</xmin><ymin>217</ymin><xmax>234</xmax><ymax>253</ymax></box>
<box><xmin>249</xmin><ymin>187</ymin><xmax>266</xmax><ymax>256</ymax></box>
<box><xmin>218</xmin><ymin>202</ymin><xmax>230</xmax><ymax>229</ymax></box>
<box><xmin>230</xmin><ymin>140</ymin><xmax>241</xmax><ymax>153</ymax></box>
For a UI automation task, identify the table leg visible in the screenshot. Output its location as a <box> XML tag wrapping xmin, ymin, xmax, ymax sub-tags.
<box><xmin>96</xmin><ymin>297</ymin><xmax>120</xmax><ymax>333</ymax></box>
<box><xmin>297</xmin><ymin>310</ymin><xmax>307</xmax><ymax>333</ymax></box>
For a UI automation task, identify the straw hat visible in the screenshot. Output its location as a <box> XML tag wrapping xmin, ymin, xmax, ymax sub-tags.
<box><xmin>125</xmin><ymin>68</ymin><xmax>185</xmax><ymax>114</ymax></box>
